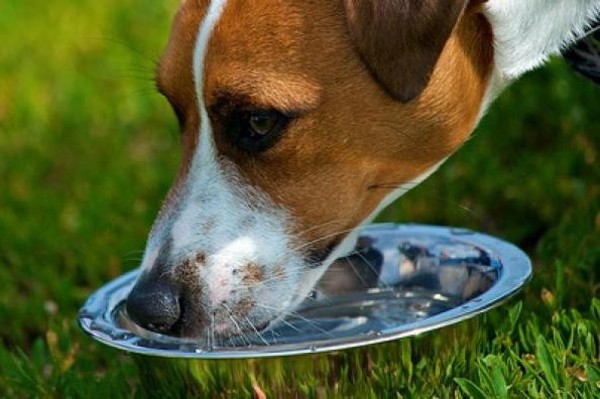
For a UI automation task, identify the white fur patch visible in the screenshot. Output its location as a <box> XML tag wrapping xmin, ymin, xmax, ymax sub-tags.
<box><xmin>176</xmin><ymin>0</ymin><xmax>303</xmax><ymax>318</ymax></box>
<box><xmin>485</xmin><ymin>0</ymin><xmax>600</xmax><ymax>79</ymax></box>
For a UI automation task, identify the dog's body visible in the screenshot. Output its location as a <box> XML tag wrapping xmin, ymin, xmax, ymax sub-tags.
<box><xmin>126</xmin><ymin>0</ymin><xmax>600</xmax><ymax>338</ymax></box>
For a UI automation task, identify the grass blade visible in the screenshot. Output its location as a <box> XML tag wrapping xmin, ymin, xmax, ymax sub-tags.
<box><xmin>455</xmin><ymin>378</ymin><xmax>488</xmax><ymax>399</ymax></box>
<box><xmin>536</xmin><ymin>335</ymin><xmax>559</xmax><ymax>393</ymax></box>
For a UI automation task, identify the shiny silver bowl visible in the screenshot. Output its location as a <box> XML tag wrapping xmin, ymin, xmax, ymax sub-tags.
<box><xmin>79</xmin><ymin>224</ymin><xmax>531</xmax><ymax>359</ymax></box>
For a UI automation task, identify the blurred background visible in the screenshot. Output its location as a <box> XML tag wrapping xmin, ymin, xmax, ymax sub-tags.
<box><xmin>1</xmin><ymin>0</ymin><xmax>598</xmax><ymax>396</ymax></box>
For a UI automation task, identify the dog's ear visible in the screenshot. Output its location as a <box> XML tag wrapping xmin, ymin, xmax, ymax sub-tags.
<box><xmin>343</xmin><ymin>0</ymin><xmax>469</xmax><ymax>102</ymax></box>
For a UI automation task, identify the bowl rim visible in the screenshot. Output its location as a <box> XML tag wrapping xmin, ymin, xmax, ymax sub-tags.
<box><xmin>78</xmin><ymin>224</ymin><xmax>532</xmax><ymax>359</ymax></box>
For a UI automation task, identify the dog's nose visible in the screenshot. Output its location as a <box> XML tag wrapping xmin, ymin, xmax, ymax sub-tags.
<box><xmin>126</xmin><ymin>274</ymin><xmax>181</xmax><ymax>334</ymax></box>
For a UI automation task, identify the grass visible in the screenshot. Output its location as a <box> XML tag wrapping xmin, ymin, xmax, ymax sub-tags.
<box><xmin>0</xmin><ymin>0</ymin><xmax>599</xmax><ymax>397</ymax></box>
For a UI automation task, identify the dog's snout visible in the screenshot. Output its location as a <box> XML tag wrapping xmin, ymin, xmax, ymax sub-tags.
<box><xmin>126</xmin><ymin>275</ymin><xmax>181</xmax><ymax>334</ymax></box>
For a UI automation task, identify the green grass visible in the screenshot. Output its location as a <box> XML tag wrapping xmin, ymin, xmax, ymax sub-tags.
<box><xmin>0</xmin><ymin>0</ymin><xmax>599</xmax><ymax>397</ymax></box>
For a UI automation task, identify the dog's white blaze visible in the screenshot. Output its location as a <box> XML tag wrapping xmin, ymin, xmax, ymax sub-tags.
<box><xmin>181</xmin><ymin>0</ymin><xmax>303</xmax><ymax>311</ymax></box>
<box><xmin>140</xmin><ymin>0</ymin><xmax>300</xmax><ymax>320</ymax></box>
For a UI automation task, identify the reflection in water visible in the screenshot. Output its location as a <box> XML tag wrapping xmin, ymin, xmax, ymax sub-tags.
<box><xmin>317</xmin><ymin>236</ymin><xmax>384</xmax><ymax>295</ymax></box>
<box><xmin>396</xmin><ymin>241</ymin><xmax>496</xmax><ymax>300</ymax></box>
<box><xmin>317</xmin><ymin>234</ymin><xmax>497</xmax><ymax>302</ymax></box>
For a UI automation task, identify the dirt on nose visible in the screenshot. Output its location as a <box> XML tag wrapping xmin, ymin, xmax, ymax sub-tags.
<box><xmin>242</xmin><ymin>262</ymin><xmax>265</xmax><ymax>285</ymax></box>
<box><xmin>168</xmin><ymin>254</ymin><xmax>209</xmax><ymax>338</ymax></box>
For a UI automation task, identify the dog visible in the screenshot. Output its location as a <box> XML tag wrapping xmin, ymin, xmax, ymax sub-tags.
<box><xmin>125</xmin><ymin>0</ymin><xmax>600</xmax><ymax>338</ymax></box>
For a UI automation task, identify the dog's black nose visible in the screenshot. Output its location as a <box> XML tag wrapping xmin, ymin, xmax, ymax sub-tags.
<box><xmin>126</xmin><ymin>274</ymin><xmax>181</xmax><ymax>334</ymax></box>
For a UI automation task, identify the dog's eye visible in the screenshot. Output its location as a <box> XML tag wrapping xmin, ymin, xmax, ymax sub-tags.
<box><xmin>228</xmin><ymin>109</ymin><xmax>290</xmax><ymax>153</ymax></box>
<box><xmin>249</xmin><ymin>111</ymin><xmax>280</xmax><ymax>136</ymax></box>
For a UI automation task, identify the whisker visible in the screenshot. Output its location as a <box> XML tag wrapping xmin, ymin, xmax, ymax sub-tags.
<box><xmin>124</xmin><ymin>249</ymin><xmax>146</xmax><ymax>256</ymax></box>
<box><xmin>344</xmin><ymin>257</ymin><xmax>369</xmax><ymax>288</ymax></box>
<box><xmin>372</xmin><ymin>178</ymin><xmax>489</xmax><ymax>226</ymax></box>
<box><xmin>120</xmin><ymin>87</ymin><xmax>163</xmax><ymax>100</ymax></box>
<box><xmin>106</xmin><ymin>66</ymin><xmax>157</xmax><ymax>80</ymax></box>
<box><xmin>210</xmin><ymin>311</ymin><xmax>216</xmax><ymax>349</ymax></box>
<box><xmin>122</xmin><ymin>249</ymin><xmax>146</xmax><ymax>265</ymax></box>
<box><xmin>272</xmin><ymin>317</ymin><xmax>303</xmax><ymax>334</ymax></box>
<box><xmin>356</xmin><ymin>251</ymin><xmax>387</xmax><ymax>289</ymax></box>
<box><xmin>292</xmin><ymin>227</ymin><xmax>359</xmax><ymax>253</ymax></box>
<box><xmin>437</xmin><ymin>198</ymin><xmax>480</xmax><ymax>218</ymax></box>
<box><xmin>411</xmin><ymin>193</ymin><xmax>487</xmax><ymax>226</ymax></box>
<box><xmin>92</xmin><ymin>35</ymin><xmax>161</xmax><ymax>67</ymax></box>
<box><xmin>284</xmin><ymin>314</ymin><xmax>334</xmax><ymax>338</ymax></box>
<box><xmin>244</xmin><ymin>316</ymin><xmax>270</xmax><ymax>346</ymax></box>
<box><xmin>255</xmin><ymin>304</ymin><xmax>334</xmax><ymax>338</ymax></box>
<box><xmin>222</xmin><ymin>303</ymin><xmax>251</xmax><ymax>346</ymax></box>
<box><xmin>258</xmin><ymin>309</ymin><xmax>303</xmax><ymax>334</ymax></box>
<box><xmin>230</xmin><ymin>315</ymin><xmax>250</xmax><ymax>345</ymax></box>
<box><xmin>367</xmin><ymin>181</ymin><xmax>422</xmax><ymax>191</ymax></box>
<box><xmin>291</xmin><ymin>218</ymin><xmax>351</xmax><ymax>240</ymax></box>
<box><xmin>123</xmin><ymin>257</ymin><xmax>144</xmax><ymax>263</ymax></box>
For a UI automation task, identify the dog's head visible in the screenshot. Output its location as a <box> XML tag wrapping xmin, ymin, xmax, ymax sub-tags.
<box><xmin>126</xmin><ymin>0</ymin><xmax>494</xmax><ymax>338</ymax></box>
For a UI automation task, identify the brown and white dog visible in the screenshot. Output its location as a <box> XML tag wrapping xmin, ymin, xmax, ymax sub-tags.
<box><xmin>126</xmin><ymin>0</ymin><xmax>600</xmax><ymax>338</ymax></box>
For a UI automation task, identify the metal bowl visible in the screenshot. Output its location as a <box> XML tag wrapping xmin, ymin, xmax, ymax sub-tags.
<box><xmin>79</xmin><ymin>224</ymin><xmax>531</xmax><ymax>359</ymax></box>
